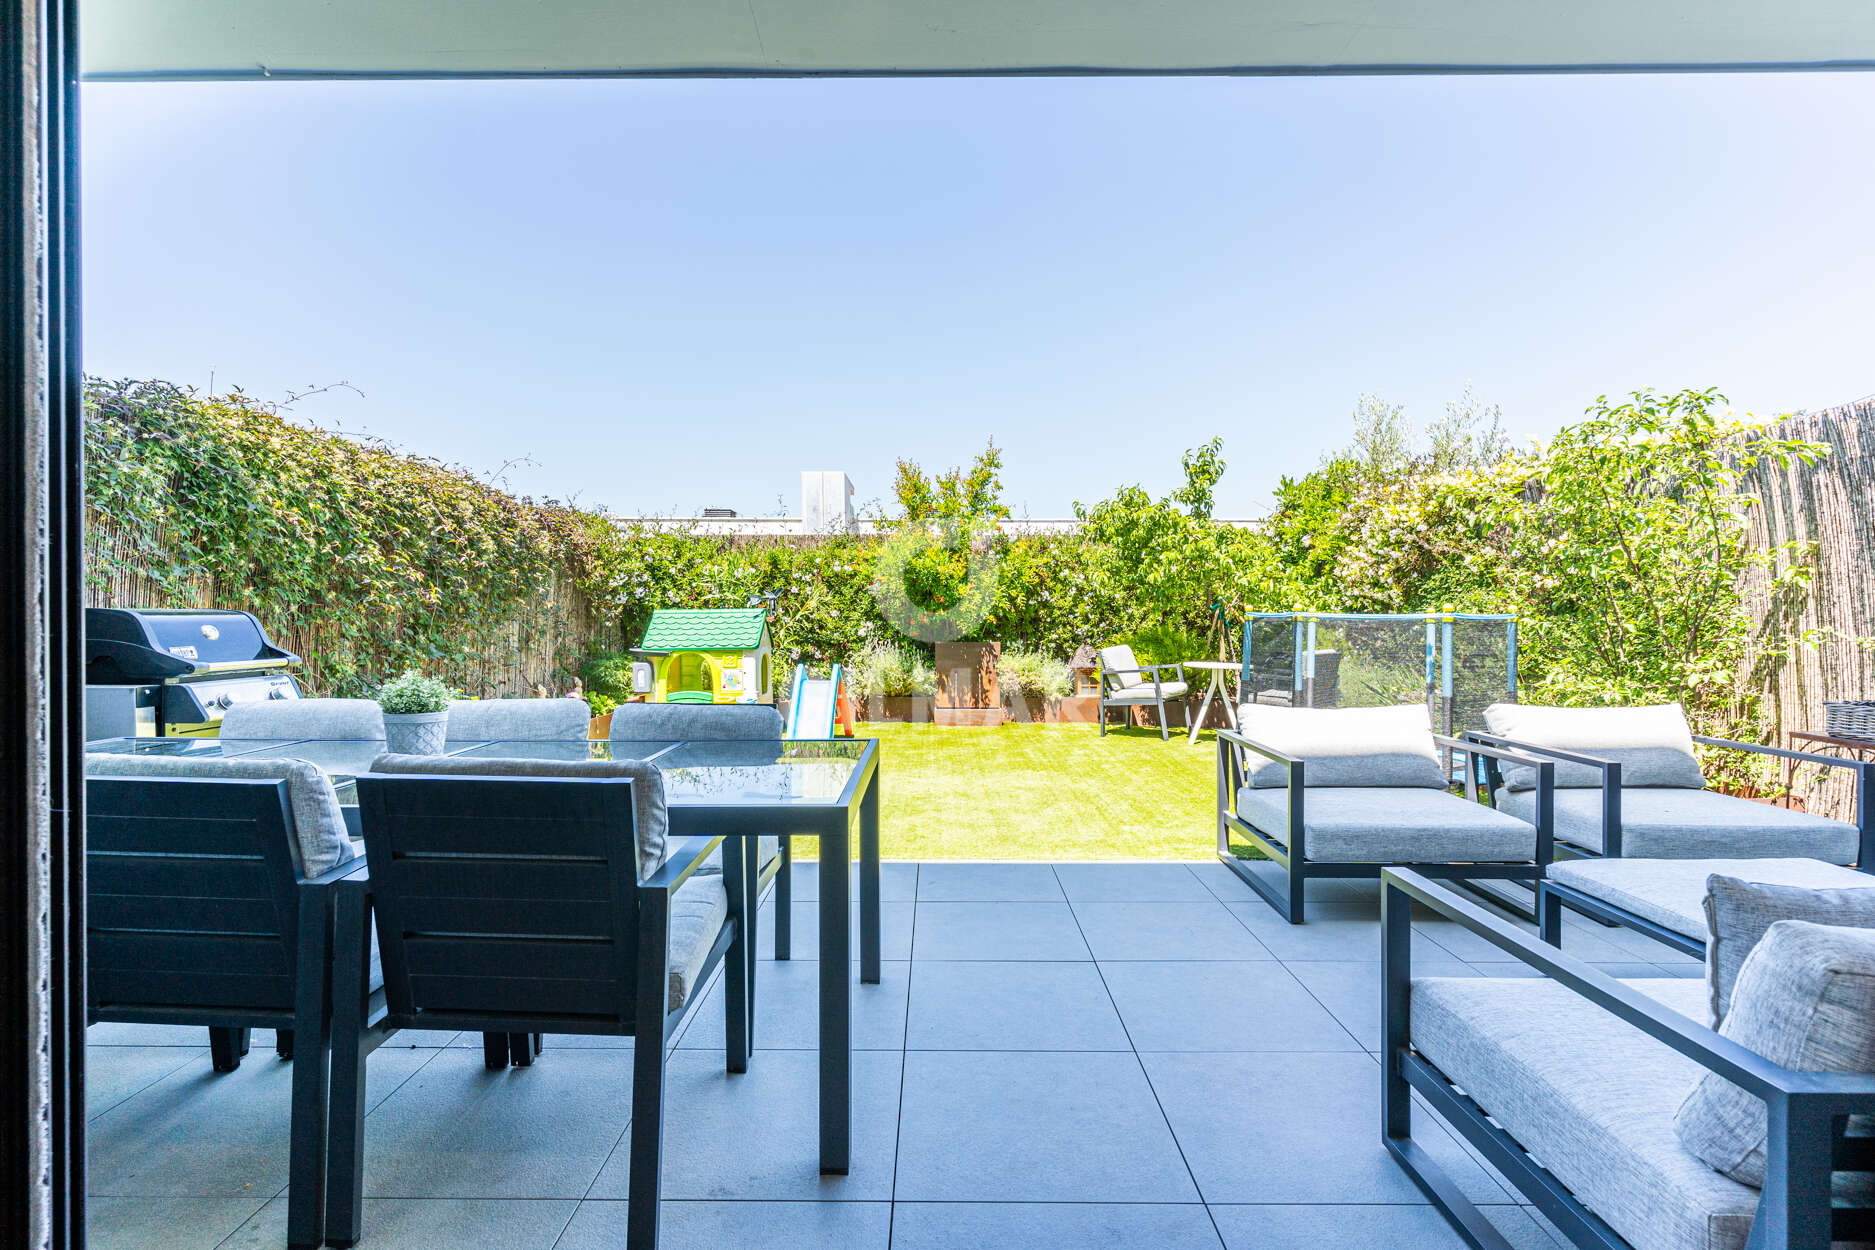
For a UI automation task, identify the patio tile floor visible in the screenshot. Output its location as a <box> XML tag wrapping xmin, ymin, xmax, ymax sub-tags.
<box><xmin>85</xmin><ymin>860</ymin><xmax>1691</xmax><ymax>1248</ymax></box>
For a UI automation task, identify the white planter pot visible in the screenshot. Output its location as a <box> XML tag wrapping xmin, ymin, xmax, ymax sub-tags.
<box><xmin>382</xmin><ymin>710</ymin><xmax>449</xmax><ymax>755</ymax></box>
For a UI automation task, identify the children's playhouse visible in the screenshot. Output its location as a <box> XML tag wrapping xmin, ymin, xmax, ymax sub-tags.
<box><xmin>632</xmin><ymin>608</ymin><xmax>776</xmax><ymax>704</ymax></box>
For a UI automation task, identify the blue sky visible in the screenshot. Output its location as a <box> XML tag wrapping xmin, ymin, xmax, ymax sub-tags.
<box><xmin>83</xmin><ymin>72</ymin><xmax>1875</xmax><ymax>519</ymax></box>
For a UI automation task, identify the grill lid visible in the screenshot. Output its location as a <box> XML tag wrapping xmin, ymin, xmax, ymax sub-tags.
<box><xmin>86</xmin><ymin>607</ymin><xmax>301</xmax><ymax>683</ymax></box>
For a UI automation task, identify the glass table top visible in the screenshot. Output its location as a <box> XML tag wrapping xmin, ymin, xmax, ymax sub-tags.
<box><xmin>85</xmin><ymin>735</ymin><xmax>875</xmax><ymax>807</ymax></box>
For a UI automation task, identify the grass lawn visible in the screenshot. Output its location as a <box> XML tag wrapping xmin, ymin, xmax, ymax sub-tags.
<box><xmin>852</xmin><ymin>720</ymin><xmax>1222</xmax><ymax>861</ymax></box>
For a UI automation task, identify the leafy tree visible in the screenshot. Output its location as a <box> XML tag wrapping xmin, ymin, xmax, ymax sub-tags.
<box><xmin>892</xmin><ymin>439</ymin><xmax>1009</xmax><ymax>522</ymax></box>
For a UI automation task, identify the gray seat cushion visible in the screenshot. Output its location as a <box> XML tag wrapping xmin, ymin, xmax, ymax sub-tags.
<box><xmin>1546</xmin><ymin>857</ymin><xmax>1875</xmax><ymax>943</ymax></box>
<box><xmin>668</xmin><ymin>873</ymin><xmax>731</xmax><ymax>1011</ymax></box>
<box><xmin>1676</xmin><ymin>921</ymin><xmax>1875</xmax><ymax>1187</ymax></box>
<box><xmin>609</xmin><ymin>702</ymin><xmax>783</xmax><ymax>741</ymax></box>
<box><xmin>1097</xmin><ymin>644</ymin><xmax>1147</xmax><ymax>689</ymax></box>
<box><xmin>1104</xmin><ymin>680</ymin><xmax>1189</xmax><ymax>703</ymax></box>
<box><xmin>1236</xmin><ymin>703</ymin><xmax>1448</xmax><ymax>789</ymax></box>
<box><xmin>446</xmin><ymin>697</ymin><xmax>591</xmax><ymax>741</ymax></box>
<box><xmin>219</xmin><ymin>697</ymin><xmax>385</xmax><ymax>741</ymax></box>
<box><xmin>1497</xmin><ymin>787</ymin><xmax>1859</xmax><ymax>862</ymax></box>
<box><xmin>1484</xmin><ymin>702</ymin><xmax>1707</xmax><ymax>791</ymax></box>
<box><xmin>367</xmin><ymin>753</ymin><xmax>670</xmax><ymax>877</ymax></box>
<box><xmin>1234</xmin><ymin>786</ymin><xmax>1536</xmax><ymax>864</ymax></box>
<box><xmin>1700</xmin><ymin>874</ymin><xmax>1875</xmax><ymax>1024</ymax></box>
<box><xmin>85</xmin><ymin>751</ymin><xmax>357</xmax><ymax>877</ymax></box>
<box><xmin>1412</xmin><ymin>975</ymin><xmax>1758</xmax><ymax>1250</ymax></box>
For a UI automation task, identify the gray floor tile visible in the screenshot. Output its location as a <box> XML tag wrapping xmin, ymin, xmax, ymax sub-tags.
<box><xmin>790</xmin><ymin>860</ymin><xmax>920</xmax><ymax>902</ymax></box>
<box><xmin>915</xmin><ymin>863</ymin><xmax>1063</xmax><ymax>901</ymax></box>
<box><xmin>678</xmin><ymin>959</ymin><xmax>910</xmax><ymax>1052</ymax></box>
<box><xmin>215</xmin><ymin>1197</ymin><xmax>577</xmax><ymax>1250</ymax></box>
<box><xmin>895</xmin><ymin>1051</ymin><xmax>1198</xmax><ymax>1202</ymax></box>
<box><xmin>1074</xmin><ymin>900</ymin><xmax>1274</xmax><ymax>961</ymax></box>
<box><xmin>1283</xmin><ymin>959</ymin><xmax>1476</xmax><ymax>1049</ymax></box>
<box><xmin>891</xmin><ymin>1202</ymin><xmax>1223</xmax><ymax>1249</ymax></box>
<box><xmin>588</xmin><ymin>1049</ymin><xmax>904</xmax><ymax>1202</ymax></box>
<box><xmin>86</xmin><ymin>1022</ymin><xmax>213</xmax><ymax>1047</ymax></box>
<box><xmin>911</xmin><ymin>901</ymin><xmax>1090</xmax><ymax>960</ymax></box>
<box><xmin>85</xmin><ymin>1195</ymin><xmax>267</xmax><ymax>1250</ymax></box>
<box><xmin>758</xmin><ymin>900</ymin><xmax>916</xmax><ymax>961</ymax></box>
<box><xmin>1189</xmin><ymin>859</ymin><xmax>1260</xmax><ymax>903</ymax></box>
<box><xmin>561</xmin><ymin>1200</ymin><xmax>891</xmax><ymax>1250</ymax></box>
<box><xmin>87</xmin><ymin>1046</ymin><xmax>206</xmax><ymax>1121</ymax></box>
<box><xmin>1141</xmin><ymin>1051</ymin><xmax>1508</xmax><ymax>1205</ymax></box>
<box><xmin>1227</xmin><ymin>902</ymin><xmax>1448</xmax><ymax>962</ymax></box>
<box><xmin>1100</xmin><ymin>961</ymin><xmax>1361</xmax><ymax>1052</ymax></box>
<box><xmin>906</xmin><ymin>961</ymin><xmax>1129</xmax><ymax>1051</ymax></box>
<box><xmin>450</xmin><ymin>1032</ymin><xmax>636</xmax><ymax>1050</ymax></box>
<box><xmin>361</xmin><ymin>1050</ymin><xmax>635</xmax><ymax>1199</ymax></box>
<box><xmin>1055</xmin><ymin>863</ymin><xmax>1218</xmax><ymax>901</ymax></box>
<box><xmin>1211</xmin><ymin>1202</ymin><xmax>1558</xmax><ymax>1250</ymax></box>
<box><xmin>89</xmin><ymin>1057</ymin><xmax>305</xmax><ymax>1197</ymax></box>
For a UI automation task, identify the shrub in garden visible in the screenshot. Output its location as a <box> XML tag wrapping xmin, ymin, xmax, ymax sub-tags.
<box><xmin>997</xmin><ymin>648</ymin><xmax>1074</xmax><ymax>700</ymax></box>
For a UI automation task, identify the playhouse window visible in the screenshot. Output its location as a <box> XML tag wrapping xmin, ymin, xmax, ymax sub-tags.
<box><xmin>671</xmin><ymin>652</ymin><xmax>713</xmax><ymax>693</ymax></box>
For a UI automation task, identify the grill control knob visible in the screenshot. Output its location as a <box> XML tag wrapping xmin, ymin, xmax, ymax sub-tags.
<box><xmin>268</xmin><ymin>687</ymin><xmax>288</xmax><ymax>700</ymax></box>
<box><xmin>211</xmin><ymin>694</ymin><xmax>233</xmax><ymax>710</ymax></box>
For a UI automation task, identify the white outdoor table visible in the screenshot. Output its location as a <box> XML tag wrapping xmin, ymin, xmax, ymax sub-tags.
<box><xmin>1183</xmin><ymin>660</ymin><xmax>1240</xmax><ymax>745</ymax></box>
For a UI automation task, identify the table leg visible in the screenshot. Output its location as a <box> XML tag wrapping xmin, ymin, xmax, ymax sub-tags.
<box><xmin>1188</xmin><ymin>671</ymin><xmax>1219</xmax><ymax>746</ymax></box>
<box><xmin>818</xmin><ymin>810</ymin><xmax>852</xmax><ymax>1175</ymax></box>
<box><xmin>860</xmin><ymin>768</ymin><xmax>881</xmax><ymax>985</ymax></box>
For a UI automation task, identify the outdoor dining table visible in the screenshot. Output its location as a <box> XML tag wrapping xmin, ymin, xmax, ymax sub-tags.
<box><xmin>84</xmin><ymin>732</ymin><xmax>882</xmax><ymax>1174</ymax></box>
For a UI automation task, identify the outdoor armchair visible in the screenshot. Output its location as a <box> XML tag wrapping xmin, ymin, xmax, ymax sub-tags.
<box><xmin>329</xmin><ymin>759</ymin><xmax>755</xmax><ymax>1250</ymax></box>
<box><xmin>218</xmin><ymin>696</ymin><xmax>386</xmax><ymax>741</ymax></box>
<box><xmin>1215</xmin><ymin>703</ymin><xmax>1554</xmax><ymax>923</ymax></box>
<box><xmin>445</xmin><ymin>694</ymin><xmax>592</xmax><ymax>740</ymax></box>
<box><xmin>1470</xmin><ymin>703</ymin><xmax>1871</xmax><ymax>865</ymax></box>
<box><xmin>84</xmin><ymin>756</ymin><xmax>366</xmax><ymax>1250</ymax></box>
<box><xmin>1096</xmin><ymin>643</ymin><xmax>1190</xmax><ymax>741</ymax></box>
<box><xmin>1381</xmin><ymin>868</ymin><xmax>1875</xmax><ymax>1250</ymax></box>
<box><xmin>611</xmin><ymin>700</ymin><xmax>796</xmax><ymax>958</ymax></box>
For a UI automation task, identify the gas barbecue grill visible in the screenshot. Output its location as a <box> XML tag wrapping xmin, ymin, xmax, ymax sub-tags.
<box><xmin>85</xmin><ymin>607</ymin><xmax>303</xmax><ymax>738</ymax></box>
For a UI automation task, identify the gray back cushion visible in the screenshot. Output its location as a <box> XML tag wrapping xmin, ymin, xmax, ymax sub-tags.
<box><xmin>1676</xmin><ymin>920</ymin><xmax>1875</xmax><ymax>1186</ymax></box>
<box><xmin>368</xmin><ymin>753</ymin><xmax>669</xmax><ymax>877</ymax></box>
<box><xmin>446</xmin><ymin>697</ymin><xmax>591</xmax><ymax>741</ymax></box>
<box><xmin>1484</xmin><ymin>702</ymin><xmax>1706</xmax><ymax>791</ymax></box>
<box><xmin>609</xmin><ymin>702</ymin><xmax>782</xmax><ymax>741</ymax></box>
<box><xmin>85</xmin><ymin>751</ymin><xmax>356</xmax><ymax>877</ymax></box>
<box><xmin>220</xmin><ymin>697</ymin><xmax>385</xmax><ymax>741</ymax></box>
<box><xmin>1237</xmin><ymin>703</ymin><xmax>1447</xmax><ymax>789</ymax></box>
<box><xmin>1097</xmin><ymin>644</ymin><xmax>1144</xmax><ymax>689</ymax></box>
<box><xmin>1701</xmin><ymin>873</ymin><xmax>1875</xmax><ymax>1025</ymax></box>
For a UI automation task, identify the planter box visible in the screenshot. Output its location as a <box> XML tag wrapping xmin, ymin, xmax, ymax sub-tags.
<box><xmin>934</xmin><ymin>706</ymin><xmax>1004</xmax><ymax>728</ymax></box>
<box><xmin>857</xmin><ymin>694</ymin><xmax>936</xmax><ymax>723</ymax></box>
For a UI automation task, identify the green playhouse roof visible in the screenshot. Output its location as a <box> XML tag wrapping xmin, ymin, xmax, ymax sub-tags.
<box><xmin>637</xmin><ymin>607</ymin><xmax>770</xmax><ymax>653</ymax></box>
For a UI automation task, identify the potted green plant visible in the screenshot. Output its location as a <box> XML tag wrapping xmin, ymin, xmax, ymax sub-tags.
<box><xmin>376</xmin><ymin>669</ymin><xmax>454</xmax><ymax>755</ymax></box>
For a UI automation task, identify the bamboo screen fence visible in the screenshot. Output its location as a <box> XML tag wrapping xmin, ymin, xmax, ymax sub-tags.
<box><xmin>1736</xmin><ymin>397</ymin><xmax>1875</xmax><ymax>819</ymax></box>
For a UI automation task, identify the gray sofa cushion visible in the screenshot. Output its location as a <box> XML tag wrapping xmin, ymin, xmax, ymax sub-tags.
<box><xmin>1496</xmin><ymin>786</ymin><xmax>1859</xmax><ymax>863</ymax></box>
<box><xmin>1105</xmin><ymin>680</ymin><xmax>1189</xmax><ymax>703</ymax></box>
<box><xmin>1546</xmin><ymin>857</ymin><xmax>1875</xmax><ymax>943</ymax></box>
<box><xmin>1236</xmin><ymin>703</ymin><xmax>1447</xmax><ymax>789</ymax></box>
<box><xmin>669</xmin><ymin>873</ymin><xmax>731</xmax><ymax>1011</ymax></box>
<box><xmin>1701</xmin><ymin>875</ymin><xmax>1875</xmax><ymax>1024</ymax></box>
<box><xmin>1676</xmin><ymin>921</ymin><xmax>1875</xmax><ymax>1187</ymax></box>
<box><xmin>1412</xmin><ymin>975</ymin><xmax>1757</xmax><ymax>1250</ymax></box>
<box><xmin>446</xmin><ymin>697</ymin><xmax>591</xmax><ymax>741</ymax></box>
<box><xmin>609</xmin><ymin>702</ymin><xmax>783</xmax><ymax>741</ymax></box>
<box><xmin>1234</xmin><ymin>786</ymin><xmax>1536</xmax><ymax>864</ymax></box>
<box><xmin>1097</xmin><ymin>644</ymin><xmax>1146</xmax><ymax>689</ymax></box>
<box><xmin>219</xmin><ymin>697</ymin><xmax>385</xmax><ymax>741</ymax></box>
<box><xmin>367</xmin><ymin>753</ymin><xmax>670</xmax><ymax>877</ymax></box>
<box><xmin>1485</xmin><ymin>702</ymin><xmax>1706</xmax><ymax>791</ymax></box>
<box><xmin>85</xmin><ymin>751</ymin><xmax>357</xmax><ymax>877</ymax></box>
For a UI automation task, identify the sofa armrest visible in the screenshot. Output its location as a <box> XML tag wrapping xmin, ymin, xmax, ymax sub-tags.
<box><xmin>1465</xmin><ymin>731</ymin><xmax>1626</xmax><ymax>857</ymax></box>
<box><xmin>1217</xmin><ymin>728</ymin><xmax>1306</xmax><ymax>859</ymax></box>
<box><xmin>641</xmin><ymin>834</ymin><xmax>726</xmax><ymax>894</ymax></box>
<box><xmin>1435</xmin><ymin>736</ymin><xmax>1556</xmax><ymax>867</ymax></box>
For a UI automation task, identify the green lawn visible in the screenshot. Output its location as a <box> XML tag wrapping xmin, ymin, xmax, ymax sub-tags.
<box><xmin>853</xmin><ymin>721</ymin><xmax>1222</xmax><ymax>861</ymax></box>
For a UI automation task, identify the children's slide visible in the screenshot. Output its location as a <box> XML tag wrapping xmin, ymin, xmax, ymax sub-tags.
<box><xmin>786</xmin><ymin>663</ymin><xmax>856</xmax><ymax>738</ymax></box>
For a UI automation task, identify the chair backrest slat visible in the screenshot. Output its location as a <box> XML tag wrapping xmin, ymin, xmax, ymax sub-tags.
<box><xmin>86</xmin><ymin>777</ymin><xmax>303</xmax><ymax>1015</ymax></box>
<box><xmin>358</xmin><ymin>774</ymin><xmax>643</xmax><ymax>1033</ymax></box>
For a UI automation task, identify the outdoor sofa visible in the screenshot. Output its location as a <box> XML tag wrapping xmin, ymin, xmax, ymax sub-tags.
<box><xmin>326</xmin><ymin>756</ymin><xmax>754</xmax><ymax>1250</ymax></box>
<box><xmin>1472</xmin><ymin>703</ymin><xmax>1870</xmax><ymax>865</ymax></box>
<box><xmin>1096</xmin><ymin>643</ymin><xmax>1191</xmax><ymax>740</ymax></box>
<box><xmin>1382</xmin><ymin>867</ymin><xmax>1875</xmax><ymax>1250</ymax></box>
<box><xmin>84</xmin><ymin>753</ymin><xmax>366</xmax><ymax>1250</ymax></box>
<box><xmin>1216</xmin><ymin>702</ymin><xmax>1555</xmax><ymax>923</ymax></box>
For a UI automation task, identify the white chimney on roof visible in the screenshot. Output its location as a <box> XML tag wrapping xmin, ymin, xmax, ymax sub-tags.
<box><xmin>801</xmin><ymin>471</ymin><xmax>855</xmax><ymax>535</ymax></box>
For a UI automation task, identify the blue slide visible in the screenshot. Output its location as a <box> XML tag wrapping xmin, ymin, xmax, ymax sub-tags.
<box><xmin>786</xmin><ymin>663</ymin><xmax>846</xmax><ymax>738</ymax></box>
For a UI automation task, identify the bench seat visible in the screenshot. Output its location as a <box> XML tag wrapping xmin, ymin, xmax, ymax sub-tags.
<box><xmin>1497</xmin><ymin>787</ymin><xmax>1858</xmax><ymax>863</ymax></box>
<box><xmin>1546</xmin><ymin>856</ymin><xmax>1875</xmax><ymax>941</ymax></box>
<box><xmin>1411</xmin><ymin>975</ymin><xmax>1755</xmax><ymax>1250</ymax></box>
